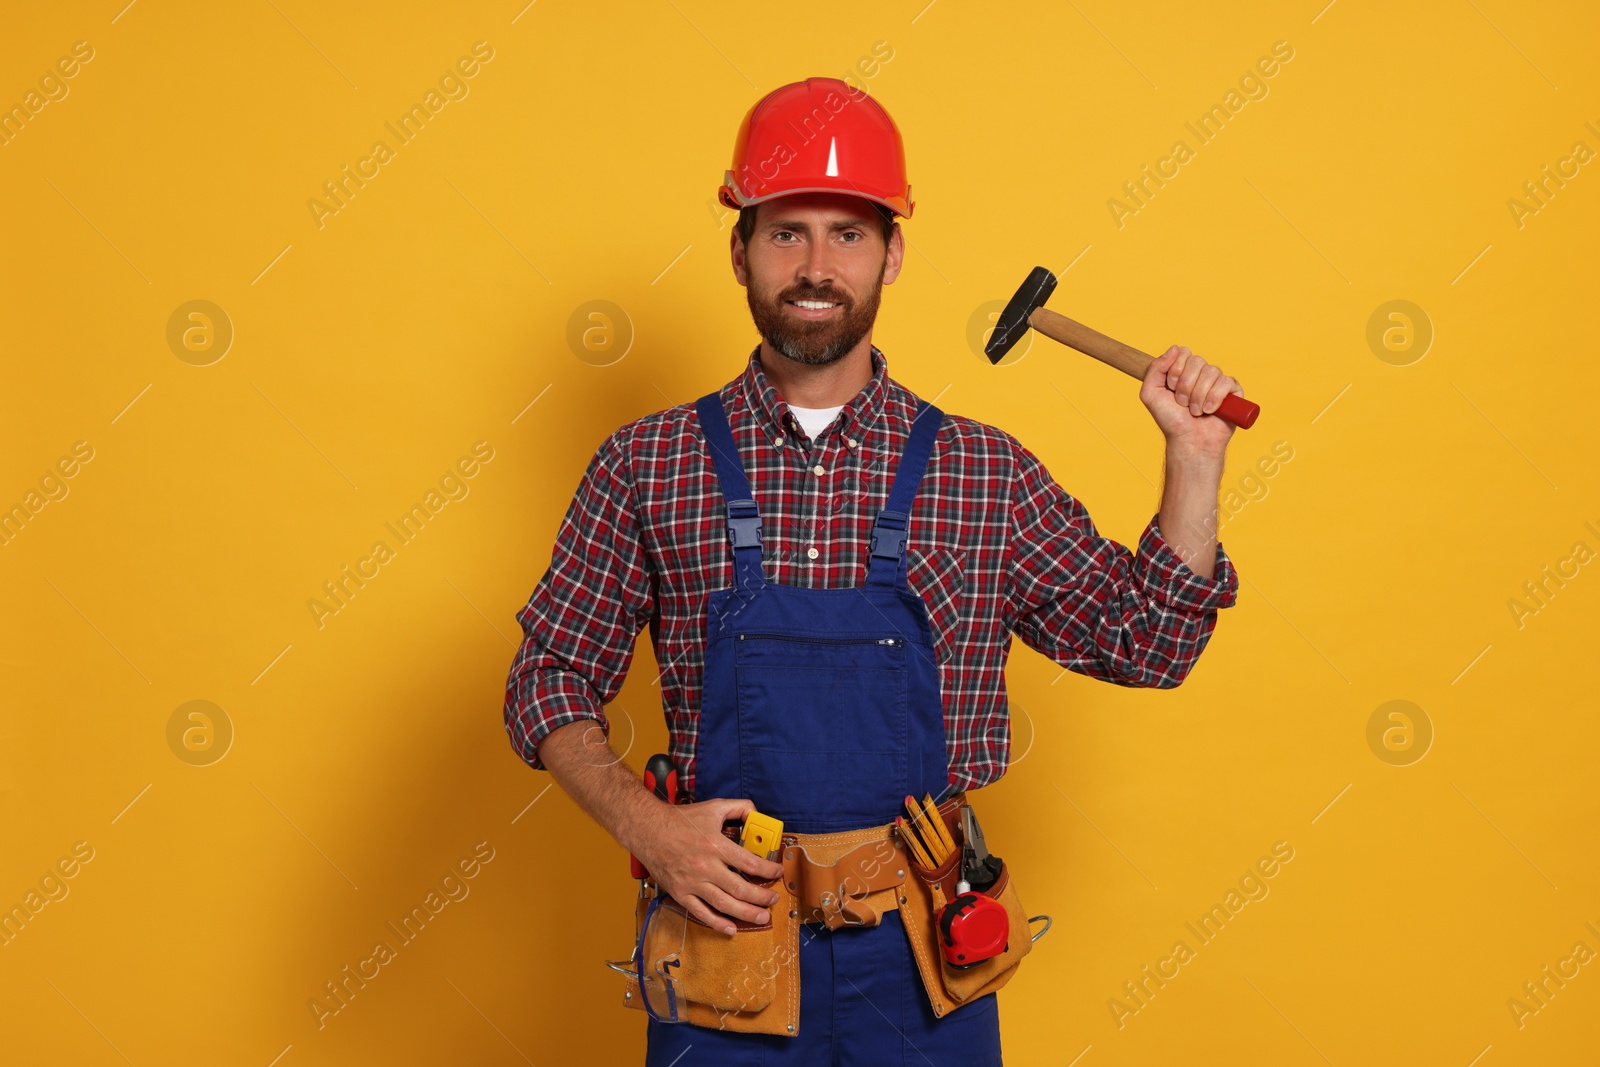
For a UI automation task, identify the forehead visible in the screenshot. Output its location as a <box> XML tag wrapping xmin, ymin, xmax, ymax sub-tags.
<box><xmin>755</xmin><ymin>193</ymin><xmax>878</xmax><ymax>228</ymax></box>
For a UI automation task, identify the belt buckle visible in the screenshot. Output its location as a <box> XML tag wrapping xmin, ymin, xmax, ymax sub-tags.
<box><xmin>816</xmin><ymin>890</ymin><xmax>872</xmax><ymax>930</ymax></box>
<box><xmin>786</xmin><ymin>833</ymin><xmax>907</xmax><ymax>930</ymax></box>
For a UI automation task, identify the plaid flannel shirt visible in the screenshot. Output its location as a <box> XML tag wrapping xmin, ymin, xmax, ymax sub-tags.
<box><xmin>504</xmin><ymin>345</ymin><xmax>1239</xmax><ymax>796</ymax></box>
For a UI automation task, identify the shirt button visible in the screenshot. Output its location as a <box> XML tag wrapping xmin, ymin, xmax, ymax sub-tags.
<box><xmin>807</xmin><ymin>547</ymin><xmax>820</xmax><ymax>560</ymax></box>
<box><xmin>812</xmin><ymin>464</ymin><xmax>825</xmax><ymax>476</ymax></box>
<box><xmin>773</xmin><ymin>436</ymin><xmax>784</xmax><ymax>448</ymax></box>
<box><xmin>847</xmin><ymin>438</ymin><xmax>859</xmax><ymax>449</ymax></box>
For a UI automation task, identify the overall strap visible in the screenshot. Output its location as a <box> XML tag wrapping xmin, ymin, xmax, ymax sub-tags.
<box><xmin>694</xmin><ymin>391</ymin><xmax>765</xmax><ymax>591</ymax></box>
<box><xmin>866</xmin><ymin>399</ymin><xmax>944</xmax><ymax>588</ymax></box>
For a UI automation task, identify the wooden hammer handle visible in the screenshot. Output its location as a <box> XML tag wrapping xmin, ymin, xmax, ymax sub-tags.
<box><xmin>1027</xmin><ymin>306</ymin><xmax>1260</xmax><ymax>429</ymax></box>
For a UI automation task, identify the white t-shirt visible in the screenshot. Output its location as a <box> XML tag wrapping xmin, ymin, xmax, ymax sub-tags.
<box><xmin>787</xmin><ymin>404</ymin><xmax>844</xmax><ymax>442</ymax></box>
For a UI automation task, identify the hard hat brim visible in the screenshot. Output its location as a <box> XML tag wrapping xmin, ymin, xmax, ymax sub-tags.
<box><xmin>718</xmin><ymin>179</ymin><xmax>913</xmax><ymax>220</ymax></box>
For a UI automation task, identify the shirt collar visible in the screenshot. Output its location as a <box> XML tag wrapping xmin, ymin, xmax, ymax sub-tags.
<box><xmin>738</xmin><ymin>343</ymin><xmax>890</xmax><ymax>446</ymax></box>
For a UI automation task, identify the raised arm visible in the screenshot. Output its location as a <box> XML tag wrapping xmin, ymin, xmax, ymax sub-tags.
<box><xmin>1005</xmin><ymin>437</ymin><xmax>1239</xmax><ymax>688</ymax></box>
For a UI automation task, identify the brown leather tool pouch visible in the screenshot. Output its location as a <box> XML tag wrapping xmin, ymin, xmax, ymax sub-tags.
<box><xmin>607</xmin><ymin>822</ymin><xmax>913</xmax><ymax>1037</ymax></box>
<box><xmin>610</xmin><ymin>869</ymin><xmax>799</xmax><ymax>1035</ymax></box>
<box><xmin>609</xmin><ymin>811</ymin><xmax>1045</xmax><ymax>1032</ymax></box>
<box><xmin>898</xmin><ymin>795</ymin><xmax>1036</xmax><ymax>1018</ymax></box>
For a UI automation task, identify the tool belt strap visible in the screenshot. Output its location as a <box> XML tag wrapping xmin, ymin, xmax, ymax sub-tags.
<box><xmin>770</xmin><ymin>792</ymin><xmax>968</xmax><ymax>931</ymax></box>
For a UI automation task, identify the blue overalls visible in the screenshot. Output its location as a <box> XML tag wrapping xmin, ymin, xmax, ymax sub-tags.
<box><xmin>643</xmin><ymin>390</ymin><xmax>1003</xmax><ymax>1066</ymax></box>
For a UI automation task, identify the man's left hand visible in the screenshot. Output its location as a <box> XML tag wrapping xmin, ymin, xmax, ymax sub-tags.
<box><xmin>1140</xmin><ymin>345</ymin><xmax>1241</xmax><ymax>457</ymax></box>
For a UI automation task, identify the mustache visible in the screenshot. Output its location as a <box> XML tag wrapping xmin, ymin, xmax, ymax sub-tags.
<box><xmin>780</xmin><ymin>287</ymin><xmax>847</xmax><ymax>305</ymax></box>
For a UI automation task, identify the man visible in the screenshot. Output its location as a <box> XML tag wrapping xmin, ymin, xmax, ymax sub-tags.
<box><xmin>504</xmin><ymin>77</ymin><xmax>1241</xmax><ymax>1064</ymax></box>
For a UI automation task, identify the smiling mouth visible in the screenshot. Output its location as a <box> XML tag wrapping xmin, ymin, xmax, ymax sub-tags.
<box><xmin>786</xmin><ymin>298</ymin><xmax>843</xmax><ymax>314</ymax></box>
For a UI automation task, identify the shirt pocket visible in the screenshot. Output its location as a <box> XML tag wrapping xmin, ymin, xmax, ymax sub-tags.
<box><xmin>910</xmin><ymin>546</ymin><xmax>968</xmax><ymax>666</ymax></box>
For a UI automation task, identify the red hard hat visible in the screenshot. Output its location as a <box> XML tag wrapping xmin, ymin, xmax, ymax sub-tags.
<box><xmin>718</xmin><ymin>77</ymin><xmax>914</xmax><ymax>219</ymax></box>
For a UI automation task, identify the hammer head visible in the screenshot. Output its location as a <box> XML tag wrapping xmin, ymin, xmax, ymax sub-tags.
<box><xmin>984</xmin><ymin>266</ymin><xmax>1057</xmax><ymax>364</ymax></box>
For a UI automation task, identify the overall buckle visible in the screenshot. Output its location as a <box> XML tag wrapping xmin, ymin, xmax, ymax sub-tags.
<box><xmin>726</xmin><ymin>499</ymin><xmax>762</xmax><ymax>549</ymax></box>
<box><xmin>869</xmin><ymin>510</ymin><xmax>909</xmax><ymax>561</ymax></box>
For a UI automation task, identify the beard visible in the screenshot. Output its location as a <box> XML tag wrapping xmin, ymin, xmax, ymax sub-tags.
<box><xmin>747</xmin><ymin>259</ymin><xmax>885</xmax><ymax>367</ymax></box>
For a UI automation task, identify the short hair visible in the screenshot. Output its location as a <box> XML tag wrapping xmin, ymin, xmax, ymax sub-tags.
<box><xmin>735</xmin><ymin>201</ymin><xmax>896</xmax><ymax>249</ymax></box>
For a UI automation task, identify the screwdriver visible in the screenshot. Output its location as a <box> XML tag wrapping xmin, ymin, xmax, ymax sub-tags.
<box><xmin>629</xmin><ymin>753</ymin><xmax>677</xmax><ymax>881</ymax></box>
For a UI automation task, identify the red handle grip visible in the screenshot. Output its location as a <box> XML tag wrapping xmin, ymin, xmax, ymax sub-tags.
<box><xmin>629</xmin><ymin>754</ymin><xmax>678</xmax><ymax>880</ymax></box>
<box><xmin>1215</xmin><ymin>392</ymin><xmax>1260</xmax><ymax>430</ymax></box>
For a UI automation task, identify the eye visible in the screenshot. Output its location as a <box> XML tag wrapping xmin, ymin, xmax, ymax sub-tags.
<box><xmin>774</xmin><ymin>230</ymin><xmax>797</xmax><ymax>242</ymax></box>
<box><xmin>841</xmin><ymin>231</ymin><xmax>862</xmax><ymax>242</ymax></box>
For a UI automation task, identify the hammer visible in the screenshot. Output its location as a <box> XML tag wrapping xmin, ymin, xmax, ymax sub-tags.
<box><xmin>984</xmin><ymin>266</ymin><xmax>1261</xmax><ymax>430</ymax></box>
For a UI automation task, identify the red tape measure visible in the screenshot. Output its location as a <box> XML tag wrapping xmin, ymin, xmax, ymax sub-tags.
<box><xmin>938</xmin><ymin>891</ymin><xmax>1009</xmax><ymax>967</ymax></box>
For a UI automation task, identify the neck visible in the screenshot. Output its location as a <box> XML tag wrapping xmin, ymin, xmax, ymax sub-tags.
<box><xmin>758</xmin><ymin>336</ymin><xmax>874</xmax><ymax>408</ymax></box>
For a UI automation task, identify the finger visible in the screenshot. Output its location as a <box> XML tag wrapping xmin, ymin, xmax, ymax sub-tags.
<box><xmin>1201</xmin><ymin>376</ymin><xmax>1240</xmax><ymax>415</ymax></box>
<box><xmin>707</xmin><ymin>797</ymin><xmax>755</xmax><ymax>822</ymax></box>
<box><xmin>702</xmin><ymin>881</ymin><xmax>772</xmax><ymax>930</ymax></box>
<box><xmin>692</xmin><ymin>798</ymin><xmax>754</xmax><ymax>845</ymax></box>
<box><xmin>1172</xmin><ymin>361</ymin><xmax>1207</xmax><ymax>409</ymax></box>
<box><xmin>680</xmin><ymin>894</ymin><xmax>733</xmax><ymax>935</ymax></box>
<box><xmin>1177</xmin><ymin>351</ymin><xmax>1203</xmax><ymax>395</ymax></box>
<box><xmin>1164</xmin><ymin>346</ymin><xmax>1192</xmax><ymax>388</ymax></box>
<box><xmin>717</xmin><ymin>864</ymin><xmax>783</xmax><ymax>909</ymax></box>
<box><xmin>1145</xmin><ymin>347</ymin><xmax>1179</xmax><ymax>383</ymax></box>
<box><xmin>1188</xmin><ymin>365</ymin><xmax>1221</xmax><ymax>415</ymax></box>
<box><xmin>719</xmin><ymin>835</ymin><xmax>785</xmax><ymax>884</ymax></box>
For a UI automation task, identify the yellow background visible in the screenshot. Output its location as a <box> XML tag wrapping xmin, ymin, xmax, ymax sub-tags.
<box><xmin>3</xmin><ymin>1</ymin><xmax>1596</xmax><ymax>1063</ymax></box>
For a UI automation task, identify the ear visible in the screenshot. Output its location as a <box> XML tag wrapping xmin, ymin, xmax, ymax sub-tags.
<box><xmin>882</xmin><ymin>223</ymin><xmax>906</xmax><ymax>285</ymax></box>
<box><xmin>730</xmin><ymin>228</ymin><xmax>749</xmax><ymax>287</ymax></box>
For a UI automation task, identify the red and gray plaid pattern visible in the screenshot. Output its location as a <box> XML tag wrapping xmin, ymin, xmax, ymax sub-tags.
<box><xmin>504</xmin><ymin>345</ymin><xmax>1239</xmax><ymax>795</ymax></box>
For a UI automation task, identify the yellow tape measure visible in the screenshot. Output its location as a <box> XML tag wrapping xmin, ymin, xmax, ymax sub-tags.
<box><xmin>740</xmin><ymin>810</ymin><xmax>784</xmax><ymax>861</ymax></box>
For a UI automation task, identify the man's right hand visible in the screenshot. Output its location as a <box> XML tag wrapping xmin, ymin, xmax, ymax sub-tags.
<box><xmin>629</xmin><ymin>796</ymin><xmax>786</xmax><ymax>936</ymax></box>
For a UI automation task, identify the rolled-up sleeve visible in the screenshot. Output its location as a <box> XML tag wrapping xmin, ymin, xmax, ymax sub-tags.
<box><xmin>503</xmin><ymin>430</ymin><xmax>657</xmax><ymax>770</ymax></box>
<box><xmin>1005</xmin><ymin>438</ymin><xmax>1238</xmax><ymax>688</ymax></box>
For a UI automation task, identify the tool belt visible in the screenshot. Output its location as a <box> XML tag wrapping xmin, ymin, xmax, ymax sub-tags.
<box><xmin>606</xmin><ymin>792</ymin><xmax>1046</xmax><ymax>1037</ymax></box>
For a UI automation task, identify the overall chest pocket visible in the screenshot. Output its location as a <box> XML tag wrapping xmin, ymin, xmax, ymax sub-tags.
<box><xmin>734</xmin><ymin>632</ymin><xmax>910</xmax><ymax>832</ymax></box>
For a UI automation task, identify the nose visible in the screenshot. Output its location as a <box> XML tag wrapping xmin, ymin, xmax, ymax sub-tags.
<box><xmin>798</xmin><ymin>241</ymin><xmax>835</xmax><ymax>291</ymax></box>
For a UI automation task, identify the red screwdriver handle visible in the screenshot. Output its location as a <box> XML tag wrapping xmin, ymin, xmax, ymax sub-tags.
<box><xmin>629</xmin><ymin>753</ymin><xmax>678</xmax><ymax>880</ymax></box>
